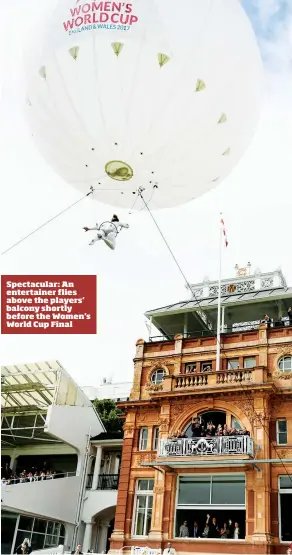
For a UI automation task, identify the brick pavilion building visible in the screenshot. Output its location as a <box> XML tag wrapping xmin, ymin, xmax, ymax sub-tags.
<box><xmin>110</xmin><ymin>267</ymin><xmax>292</xmax><ymax>555</ymax></box>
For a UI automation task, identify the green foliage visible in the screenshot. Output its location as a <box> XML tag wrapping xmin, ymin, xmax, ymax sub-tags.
<box><xmin>93</xmin><ymin>398</ymin><xmax>123</xmax><ymax>433</ymax></box>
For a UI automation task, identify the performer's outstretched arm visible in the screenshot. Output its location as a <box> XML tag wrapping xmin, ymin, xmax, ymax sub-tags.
<box><xmin>117</xmin><ymin>222</ymin><xmax>129</xmax><ymax>229</ymax></box>
<box><xmin>83</xmin><ymin>225</ymin><xmax>99</xmax><ymax>232</ymax></box>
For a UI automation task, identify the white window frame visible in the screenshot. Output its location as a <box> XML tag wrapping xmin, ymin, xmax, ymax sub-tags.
<box><xmin>227</xmin><ymin>358</ymin><xmax>240</xmax><ymax>370</ymax></box>
<box><xmin>276</xmin><ymin>419</ymin><xmax>288</xmax><ymax>445</ymax></box>
<box><xmin>243</xmin><ymin>357</ymin><xmax>256</xmax><ymax>369</ymax></box>
<box><xmin>132</xmin><ymin>479</ymin><xmax>154</xmax><ymax>537</ymax></box>
<box><xmin>278</xmin><ymin>356</ymin><xmax>292</xmax><ymax>373</ymax></box>
<box><xmin>278</xmin><ymin>475</ymin><xmax>292</xmax><ymax>543</ymax></box>
<box><xmin>174</xmin><ymin>473</ymin><xmax>246</xmax><ymax>540</ymax></box>
<box><xmin>151</xmin><ymin>369</ymin><xmax>165</xmax><ymax>384</ymax></box>
<box><xmin>152</xmin><ymin>427</ymin><xmax>159</xmax><ymax>451</ymax></box>
<box><xmin>139</xmin><ymin>428</ymin><xmax>148</xmax><ymax>451</ymax></box>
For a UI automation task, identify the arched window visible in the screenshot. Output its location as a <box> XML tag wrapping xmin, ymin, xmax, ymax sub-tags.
<box><xmin>151</xmin><ymin>369</ymin><xmax>165</xmax><ymax>384</ymax></box>
<box><xmin>278</xmin><ymin>356</ymin><xmax>292</xmax><ymax>373</ymax></box>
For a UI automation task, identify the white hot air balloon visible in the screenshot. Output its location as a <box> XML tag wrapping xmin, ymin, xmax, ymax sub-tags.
<box><xmin>25</xmin><ymin>0</ymin><xmax>263</xmax><ymax>210</ymax></box>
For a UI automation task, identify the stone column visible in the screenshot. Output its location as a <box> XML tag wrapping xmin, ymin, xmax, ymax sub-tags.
<box><xmin>92</xmin><ymin>445</ymin><xmax>103</xmax><ymax>491</ymax></box>
<box><xmin>83</xmin><ymin>521</ymin><xmax>93</xmax><ymax>553</ymax></box>
<box><xmin>111</xmin><ymin>414</ymin><xmax>136</xmax><ymax>547</ymax></box>
<box><xmin>148</xmin><ymin>469</ymin><xmax>166</xmax><ymax>541</ymax></box>
<box><xmin>98</xmin><ymin>521</ymin><xmax>110</xmax><ymax>553</ymax></box>
<box><xmin>148</xmin><ymin>404</ymin><xmax>170</xmax><ymax>541</ymax></box>
<box><xmin>251</xmin><ymin>395</ymin><xmax>272</xmax><ymax>544</ymax></box>
<box><xmin>130</xmin><ymin>339</ymin><xmax>145</xmax><ymax>401</ymax></box>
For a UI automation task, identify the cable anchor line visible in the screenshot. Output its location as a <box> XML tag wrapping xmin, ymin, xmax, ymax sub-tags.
<box><xmin>1</xmin><ymin>188</ymin><xmax>95</xmax><ymax>256</ymax></box>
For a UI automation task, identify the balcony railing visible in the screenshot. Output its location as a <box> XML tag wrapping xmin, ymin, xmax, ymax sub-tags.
<box><xmin>159</xmin><ymin>436</ymin><xmax>254</xmax><ymax>457</ymax></box>
<box><xmin>86</xmin><ymin>473</ymin><xmax>119</xmax><ymax>490</ymax></box>
<box><xmin>148</xmin><ymin>317</ymin><xmax>291</xmax><ymax>342</ymax></box>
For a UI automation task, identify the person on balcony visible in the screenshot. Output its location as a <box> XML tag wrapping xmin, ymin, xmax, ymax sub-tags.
<box><xmin>262</xmin><ymin>314</ymin><xmax>272</xmax><ymax>327</ymax></box>
<box><xmin>209</xmin><ymin>517</ymin><xmax>220</xmax><ymax>538</ymax></box>
<box><xmin>227</xmin><ymin>519</ymin><xmax>234</xmax><ymax>538</ymax></box>
<box><xmin>191</xmin><ymin>417</ymin><xmax>202</xmax><ymax>438</ymax></box>
<box><xmin>220</xmin><ymin>523</ymin><xmax>228</xmax><ymax>539</ymax></box>
<box><xmin>163</xmin><ymin>542</ymin><xmax>177</xmax><ymax>555</ymax></box>
<box><xmin>179</xmin><ymin>520</ymin><xmax>189</xmax><ymax>537</ymax></box>
<box><xmin>233</xmin><ymin>522</ymin><xmax>240</xmax><ymax>539</ymax></box>
<box><xmin>16</xmin><ymin>539</ymin><xmax>32</xmax><ymax>554</ymax></box>
<box><xmin>206</xmin><ymin>422</ymin><xmax>216</xmax><ymax>437</ymax></box>
<box><xmin>193</xmin><ymin>521</ymin><xmax>200</xmax><ymax>538</ymax></box>
<box><xmin>71</xmin><ymin>544</ymin><xmax>83</xmax><ymax>554</ymax></box>
<box><xmin>216</xmin><ymin>424</ymin><xmax>223</xmax><ymax>436</ymax></box>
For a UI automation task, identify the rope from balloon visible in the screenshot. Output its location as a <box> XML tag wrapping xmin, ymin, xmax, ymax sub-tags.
<box><xmin>1</xmin><ymin>188</ymin><xmax>95</xmax><ymax>256</ymax></box>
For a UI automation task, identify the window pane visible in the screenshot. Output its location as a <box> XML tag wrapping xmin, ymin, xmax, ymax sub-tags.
<box><xmin>31</xmin><ymin>533</ymin><xmax>45</xmax><ymax>550</ymax></box>
<box><xmin>211</xmin><ymin>476</ymin><xmax>245</xmax><ymax>505</ymax></box>
<box><xmin>231</xmin><ymin>417</ymin><xmax>242</xmax><ymax>430</ymax></box>
<box><xmin>277</xmin><ymin>420</ymin><xmax>287</xmax><ymax>432</ymax></box>
<box><xmin>178</xmin><ymin>477</ymin><xmax>210</xmax><ymax>505</ymax></box>
<box><xmin>278</xmin><ymin>432</ymin><xmax>287</xmax><ymax>445</ymax></box>
<box><xmin>135</xmin><ymin>511</ymin><xmax>146</xmax><ymax>536</ymax></box>
<box><xmin>228</xmin><ymin>359</ymin><xmax>239</xmax><ymax>369</ymax></box>
<box><xmin>1</xmin><ymin>512</ymin><xmax>18</xmax><ymax>555</ymax></box>
<box><xmin>152</xmin><ymin>370</ymin><xmax>165</xmax><ymax>384</ymax></box>
<box><xmin>33</xmin><ymin>518</ymin><xmax>47</xmax><ymax>534</ymax></box>
<box><xmin>138</xmin><ymin>479</ymin><xmax>154</xmax><ymax>491</ymax></box>
<box><xmin>244</xmin><ymin>357</ymin><xmax>256</xmax><ymax>368</ymax></box>
<box><xmin>279</xmin><ymin>356</ymin><xmax>292</xmax><ymax>372</ymax></box>
<box><xmin>146</xmin><ymin>507</ymin><xmax>152</xmax><ymax>535</ymax></box>
<box><xmin>280</xmin><ymin>493</ymin><xmax>292</xmax><ymax>541</ymax></box>
<box><xmin>280</xmin><ymin>476</ymin><xmax>292</xmax><ymax>489</ymax></box>
<box><xmin>137</xmin><ymin>495</ymin><xmax>147</xmax><ymax>508</ymax></box>
<box><xmin>19</xmin><ymin>516</ymin><xmax>34</xmax><ymax>532</ymax></box>
<box><xmin>44</xmin><ymin>535</ymin><xmax>59</xmax><ymax>547</ymax></box>
<box><xmin>60</xmin><ymin>524</ymin><xmax>66</xmax><ymax>538</ymax></box>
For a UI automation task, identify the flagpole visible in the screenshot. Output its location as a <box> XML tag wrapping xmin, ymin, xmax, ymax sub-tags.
<box><xmin>216</xmin><ymin>215</ymin><xmax>223</xmax><ymax>372</ymax></box>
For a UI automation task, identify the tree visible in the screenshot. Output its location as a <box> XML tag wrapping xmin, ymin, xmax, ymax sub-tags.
<box><xmin>93</xmin><ymin>398</ymin><xmax>123</xmax><ymax>433</ymax></box>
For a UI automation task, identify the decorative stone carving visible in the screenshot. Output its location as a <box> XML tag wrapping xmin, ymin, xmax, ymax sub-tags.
<box><xmin>158</xmin><ymin>417</ymin><xmax>170</xmax><ymax>432</ymax></box>
<box><xmin>154</xmin><ymin>486</ymin><xmax>165</xmax><ymax>494</ymax></box>
<box><xmin>145</xmin><ymin>382</ymin><xmax>163</xmax><ymax>392</ymax></box>
<box><xmin>272</xmin><ymin>370</ymin><xmax>292</xmax><ymax>380</ymax></box>
<box><xmin>277</xmin><ymin>449</ymin><xmax>292</xmax><ymax>458</ymax></box>
<box><xmin>137</xmin><ymin>412</ymin><xmax>147</xmax><ymax>422</ymax></box>
<box><xmin>123</xmin><ymin>425</ymin><xmax>134</xmax><ymax>437</ymax></box>
<box><xmin>137</xmin><ymin>453</ymin><xmax>156</xmax><ymax>465</ymax></box>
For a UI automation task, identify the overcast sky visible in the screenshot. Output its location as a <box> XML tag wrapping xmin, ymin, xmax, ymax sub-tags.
<box><xmin>1</xmin><ymin>0</ymin><xmax>292</xmax><ymax>387</ymax></box>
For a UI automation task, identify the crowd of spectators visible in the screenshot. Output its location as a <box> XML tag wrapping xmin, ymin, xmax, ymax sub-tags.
<box><xmin>1</xmin><ymin>461</ymin><xmax>57</xmax><ymax>485</ymax></box>
<box><xmin>179</xmin><ymin>514</ymin><xmax>241</xmax><ymax>539</ymax></box>
<box><xmin>168</xmin><ymin>417</ymin><xmax>250</xmax><ymax>440</ymax></box>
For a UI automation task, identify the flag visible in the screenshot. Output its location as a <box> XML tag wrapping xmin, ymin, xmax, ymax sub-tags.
<box><xmin>220</xmin><ymin>216</ymin><xmax>228</xmax><ymax>247</ymax></box>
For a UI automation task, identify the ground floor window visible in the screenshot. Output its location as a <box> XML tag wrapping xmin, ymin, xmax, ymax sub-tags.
<box><xmin>132</xmin><ymin>479</ymin><xmax>154</xmax><ymax>537</ymax></box>
<box><xmin>0</xmin><ymin>512</ymin><xmax>66</xmax><ymax>554</ymax></box>
<box><xmin>176</xmin><ymin>475</ymin><xmax>246</xmax><ymax>539</ymax></box>
<box><xmin>279</xmin><ymin>475</ymin><xmax>292</xmax><ymax>542</ymax></box>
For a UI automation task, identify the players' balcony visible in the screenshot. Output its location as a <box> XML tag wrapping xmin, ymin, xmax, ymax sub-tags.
<box><xmin>159</xmin><ymin>435</ymin><xmax>254</xmax><ymax>459</ymax></box>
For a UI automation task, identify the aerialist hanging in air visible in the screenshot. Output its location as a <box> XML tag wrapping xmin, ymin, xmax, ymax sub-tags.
<box><xmin>83</xmin><ymin>214</ymin><xmax>129</xmax><ymax>250</ymax></box>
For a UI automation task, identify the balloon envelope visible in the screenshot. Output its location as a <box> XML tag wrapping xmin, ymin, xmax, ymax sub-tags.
<box><xmin>25</xmin><ymin>0</ymin><xmax>263</xmax><ymax>210</ymax></box>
